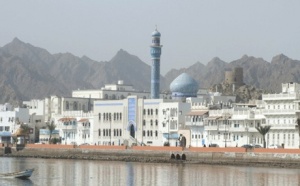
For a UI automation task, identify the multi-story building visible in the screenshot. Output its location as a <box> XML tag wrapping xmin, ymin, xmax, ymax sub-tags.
<box><xmin>72</xmin><ymin>80</ymin><xmax>170</xmax><ymax>100</ymax></box>
<box><xmin>262</xmin><ymin>82</ymin><xmax>300</xmax><ymax>148</ymax></box>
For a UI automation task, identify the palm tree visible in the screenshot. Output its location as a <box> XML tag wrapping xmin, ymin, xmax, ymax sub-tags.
<box><xmin>295</xmin><ymin>118</ymin><xmax>300</xmax><ymax>149</ymax></box>
<box><xmin>255</xmin><ymin>125</ymin><xmax>271</xmax><ymax>148</ymax></box>
<box><xmin>46</xmin><ymin>121</ymin><xmax>56</xmax><ymax>144</ymax></box>
<box><xmin>19</xmin><ymin>124</ymin><xmax>31</xmax><ymax>144</ymax></box>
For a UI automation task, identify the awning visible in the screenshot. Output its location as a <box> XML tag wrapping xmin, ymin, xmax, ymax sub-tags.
<box><xmin>163</xmin><ymin>133</ymin><xmax>179</xmax><ymax>139</ymax></box>
<box><xmin>0</xmin><ymin>131</ymin><xmax>12</xmax><ymax>137</ymax></box>
<box><xmin>186</xmin><ymin>110</ymin><xmax>208</xmax><ymax>116</ymax></box>
<box><xmin>58</xmin><ymin>117</ymin><xmax>76</xmax><ymax>122</ymax></box>
<box><xmin>206</xmin><ymin>116</ymin><xmax>222</xmax><ymax>120</ymax></box>
<box><xmin>78</xmin><ymin>118</ymin><xmax>89</xmax><ymax>122</ymax></box>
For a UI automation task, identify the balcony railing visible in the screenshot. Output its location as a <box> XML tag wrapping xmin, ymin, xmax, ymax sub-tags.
<box><xmin>263</xmin><ymin>109</ymin><xmax>295</xmax><ymax>115</ymax></box>
<box><xmin>262</xmin><ymin>93</ymin><xmax>300</xmax><ymax>100</ymax></box>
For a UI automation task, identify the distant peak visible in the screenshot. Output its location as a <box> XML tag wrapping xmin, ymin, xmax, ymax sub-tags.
<box><xmin>241</xmin><ymin>54</ymin><xmax>249</xmax><ymax>59</ymax></box>
<box><xmin>11</xmin><ymin>37</ymin><xmax>24</xmax><ymax>44</ymax></box>
<box><xmin>116</xmin><ymin>49</ymin><xmax>129</xmax><ymax>55</ymax></box>
<box><xmin>271</xmin><ymin>53</ymin><xmax>289</xmax><ymax>63</ymax></box>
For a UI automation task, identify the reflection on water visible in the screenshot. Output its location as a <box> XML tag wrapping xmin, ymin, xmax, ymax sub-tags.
<box><xmin>0</xmin><ymin>157</ymin><xmax>300</xmax><ymax>186</ymax></box>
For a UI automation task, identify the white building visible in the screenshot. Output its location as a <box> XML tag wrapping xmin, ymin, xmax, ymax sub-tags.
<box><xmin>0</xmin><ymin>104</ymin><xmax>33</xmax><ymax>144</ymax></box>
<box><xmin>204</xmin><ymin>106</ymin><xmax>266</xmax><ymax>147</ymax></box>
<box><xmin>262</xmin><ymin>82</ymin><xmax>300</xmax><ymax>148</ymax></box>
<box><xmin>72</xmin><ymin>80</ymin><xmax>170</xmax><ymax>100</ymax></box>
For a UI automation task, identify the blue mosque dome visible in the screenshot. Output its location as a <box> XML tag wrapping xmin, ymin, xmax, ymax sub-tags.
<box><xmin>170</xmin><ymin>73</ymin><xmax>199</xmax><ymax>98</ymax></box>
<box><xmin>152</xmin><ymin>29</ymin><xmax>161</xmax><ymax>37</ymax></box>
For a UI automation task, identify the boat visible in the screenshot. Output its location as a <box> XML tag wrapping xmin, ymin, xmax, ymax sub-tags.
<box><xmin>0</xmin><ymin>168</ymin><xmax>34</xmax><ymax>179</ymax></box>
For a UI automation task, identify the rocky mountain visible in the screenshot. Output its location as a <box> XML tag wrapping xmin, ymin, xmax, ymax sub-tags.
<box><xmin>165</xmin><ymin>54</ymin><xmax>300</xmax><ymax>94</ymax></box>
<box><xmin>1</xmin><ymin>38</ymin><xmax>300</xmax><ymax>105</ymax></box>
<box><xmin>0</xmin><ymin>38</ymin><xmax>165</xmax><ymax>105</ymax></box>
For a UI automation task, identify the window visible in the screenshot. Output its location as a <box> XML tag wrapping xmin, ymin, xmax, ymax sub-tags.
<box><xmin>150</xmin><ymin>120</ymin><xmax>153</xmax><ymax>126</ymax></box>
<box><xmin>151</xmin><ymin>109</ymin><xmax>153</xmax><ymax>115</ymax></box>
<box><xmin>143</xmin><ymin>120</ymin><xmax>146</xmax><ymax>126</ymax></box>
<box><xmin>98</xmin><ymin>113</ymin><xmax>101</xmax><ymax>121</ymax></box>
<box><xmin>5</xmin><ymin>126</ymin><xmax>10</xmax><ymax>131</ymax></box>
<box><xmin>143</xmin><ymin>130</ymin><xmax>145</xmax><ymax>137</ymax></box>
<box><xmin>155</xmin><ymin>131</ymin><xmax>158</xmax><ymax>137</ymax></box>
<box><xmin>155</xmin><ymin>120</ymin><xmax>158</xmax><ymax>126</ymax></box>
<box><xmin>143</xmin><ymin>109</ymin><xmax>146</xmax><ymax>115</ymax></box>
<box><xmin>98</xmin><ymin>129</ymin><xmax>101</xmax><ymax>136</ymax></box>
<box><xmin>119</xmin><ymin>129</ymin><xmax>122</xmax><ymax>137</ymax></box>
<box><xmin>155</xmin><ymin>109</ymin><xmax>158</xmax><ymax>115</ymax></box>
<box><xmin>147</xmin><ymin>130</ymin><xmax>149</xmax><ymax>136</ymax></box>
<box><xmin>74</xmin><ymin>102</ymin><xmax>77</xmax><ymax>110</ymax></box>
<box><xmin>66</xmin><ymin>101</ymin><xmax>69</xmax><ymax>109</ymax></box>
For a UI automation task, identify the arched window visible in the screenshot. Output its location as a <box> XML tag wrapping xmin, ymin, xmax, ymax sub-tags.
<box><xmin>112</xmin><ymin>94</ymin><xmax>116</xmax><ymax>100</ymax></box>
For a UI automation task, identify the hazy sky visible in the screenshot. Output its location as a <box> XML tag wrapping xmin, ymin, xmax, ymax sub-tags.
<box><xmin>1</xmin><ymin>1</ymin><xmax>300</xmax><ymax>74</ymax></box>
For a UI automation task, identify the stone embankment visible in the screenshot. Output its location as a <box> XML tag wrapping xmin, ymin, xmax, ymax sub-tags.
<box><xmin>2</xmin><ymin>144</ymin><xmax>300</xmax><ymax>168</ymax></box>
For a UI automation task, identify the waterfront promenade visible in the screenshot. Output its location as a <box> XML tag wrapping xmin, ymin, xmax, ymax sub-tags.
<box><xmin>2</xmin><ymin>144</ymin><xmax>300</xmax><ymax>168</ymax></box>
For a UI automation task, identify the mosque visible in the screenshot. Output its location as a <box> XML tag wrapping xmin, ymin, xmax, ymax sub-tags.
<box><xmin>18</xmin><ymin>28</ymin><xmax>236</xmax><ymax>148</ymax></box>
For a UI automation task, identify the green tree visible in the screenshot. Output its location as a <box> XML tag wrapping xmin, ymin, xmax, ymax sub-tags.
<box><xmin>46</xmin><ymin>121</ymin><xmax>56</xmax><ymax>144</ymax></box>
<box><xmin>255</xmin><ymin>125</ymin><xmax>271</xmax><ymax>148</ymax></box>
<box><xmin>296</xmin><ymin>118</ymin><xmax>300</xmax><ymax>149</ymax></box>
<box><xmin>19</xmin><ymin>124</ymin><xmax>31</xmax><ymax>144</ymax></box>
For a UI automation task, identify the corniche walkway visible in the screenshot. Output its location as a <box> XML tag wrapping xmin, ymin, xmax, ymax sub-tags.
<box><xmin>2</xmin><ymin>144</ymin><xmax>300</xmax><ymax>168</ymax></box>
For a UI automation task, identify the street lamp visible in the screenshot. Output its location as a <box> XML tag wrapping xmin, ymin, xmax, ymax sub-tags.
<box><xmin>167</xmin><ymin>109</ymin><xmax>170</xmax><ymax>145</ymax></box>
<box><xmin>109</xmin><ymin>113</ymin><xmax>112</xmax><ymax>145</ymax></box>
<box><xmin>223</xmin><ymin>113</ymin><xmax>230</xmax><ymax>148</ymax></box>
<box><xmin>64</xmin><ymin>122</ymin><xmax>68</xmax><ymax>145</ymax></box>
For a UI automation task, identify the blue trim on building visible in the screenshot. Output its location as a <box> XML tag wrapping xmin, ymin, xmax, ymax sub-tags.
<box><xmin>144</xmin><ymin>102</ymin><xmax>160</xmax><ymax>105</ymax></box>
<box><xmin>0</xmin><ymin>131</ymin><xmax>12</xmax><ymax>137</ymax></box>
<box><xmin>95</xmin><ymin>103</ymin><xmax>123</xmax><ymax>107</ymax></box>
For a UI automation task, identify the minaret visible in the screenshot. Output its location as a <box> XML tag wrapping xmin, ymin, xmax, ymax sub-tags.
<box><xmin>150</xmin><ymin>27</ymin><xmax>162</xmax><ymax>99</ymax></box>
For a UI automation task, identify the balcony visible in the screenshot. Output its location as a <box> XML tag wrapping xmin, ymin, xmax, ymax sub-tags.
<box><xmin>263</xmin><ymin>109</ymin><xmax>295</xmax><ymax>115</ymax></box>
<box><xmin>204</xmin><ymin>126</ymin><xmax>218</xmax><ymax>131</ymax></box>
<box><xmin>262</xmin><ymin>93</ymin><xmax>300</xmax><ymax>101</ymax></box>
<box><xmin>268</xmin><ymin>124</ymin><xmax>296</xmax><ymax>130</ymax></box>
<box><xmin>185</xmin><ymin>121</ymin><xmax>204</xmax><ymax>126</ymax></box>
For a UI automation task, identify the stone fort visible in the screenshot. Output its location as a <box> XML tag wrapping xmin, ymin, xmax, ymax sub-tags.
<box><xmin>224</xmin><ymin>67</ymin><xmax>244</xmax><ymax>87</ymax></box>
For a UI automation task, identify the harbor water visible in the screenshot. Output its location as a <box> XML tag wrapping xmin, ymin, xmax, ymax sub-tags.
<box><xmin>0</xmin><ymin>157</ymin><xmax>300</xmax><ymax>186</ymax></box>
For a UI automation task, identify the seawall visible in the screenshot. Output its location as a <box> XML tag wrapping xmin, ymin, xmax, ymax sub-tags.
<box><xmin>2</xmin><ymin>144</ymin><xmax>300</xmax><ymax>168</ymax></box>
